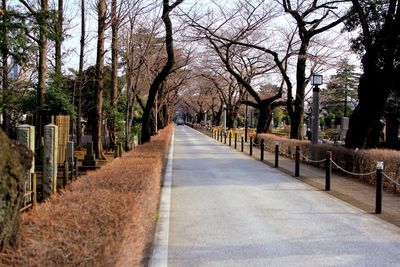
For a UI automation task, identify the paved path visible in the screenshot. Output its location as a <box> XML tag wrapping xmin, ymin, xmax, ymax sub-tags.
<box><xmin>152</xmin><ymin>126</ymin><xmax>400</xmax><ymax>267</ymax></box>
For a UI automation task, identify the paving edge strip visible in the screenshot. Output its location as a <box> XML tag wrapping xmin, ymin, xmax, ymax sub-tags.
<box><xmin>149</xmin><ymin>129</ymin><xmax>174</xmax><ymax>267</ymax></box>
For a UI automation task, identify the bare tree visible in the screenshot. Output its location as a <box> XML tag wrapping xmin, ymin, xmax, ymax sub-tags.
<box><xmin>280</xmin><ymin>0</ymin><xmax>351</xmax><ymax>139</ymax></box>
<box><xmin>120</xmin><ymin>3</ymin><xmax>160</xmax><ymax>149</ymax></box>
<box><xmin>140</xmin><ymin>0</ymin><xmax>183</xmax><ymax>143</ymax></box>
<box><xmin>183</xmin><ymin>0</ymin><xmax>289</xmax><ymax>133</ymax></box>
<box><xmin>201</xmin><ymin>66</ymin><xmax>245</xmax><ymax>129</ymax></box>
<box><xmin>109</xmin><ymin>0</ymin><xmax>139</xmax><ymax>149</ymax></box>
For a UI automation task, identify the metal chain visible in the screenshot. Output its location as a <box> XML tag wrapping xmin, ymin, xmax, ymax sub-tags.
<box><xmin>263</xmin><ymin>144</ymin><xmax>274</xmax><ymax>151</ymax></box>
<box><xmin>251</xmin><ymin>140</ymin><xmax>259</xmax><ymax>147</ymax></box>
<box><xmin>383</xmin><ymin>172</ymin><xmax>400</xmax><ymax>186</ymax></box>
<box><xmin>299</xmin><ymin>152</ymin><xmax>327</xmax><ymax>163</ymax></box>
<box><xmin>331</xmin><ymin>159</ymin><xmax>375</xmax><ymax>176</ymax></box>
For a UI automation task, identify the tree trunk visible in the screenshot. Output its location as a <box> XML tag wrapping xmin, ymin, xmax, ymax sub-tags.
<box><xmin>290</xmin><ymin>41</ymin><xmax>308</xmax><ymax>139</ymax></box>
<box><xmin>345</xmin><ymin>0</ymin><xmax>398</xmax><ymax>149</ymax></box>
<box><xmin>385</xmin><ymin>113</ymin><xmax>400</xmax><ymax>148</ymax></box>
<box><xmin>110</xmin><ymin>0</ymin><xmax>118</xmax><ymax>150</ymax></box>
<box><xmin>214</xmin><ymin>105</ymin><xmax>222</xmax><ymax>126</ymax></box>
<box><xmin>55</xmin><ymin>0</ymin><xmax>63</xmax><ymax>76</ymax></box>
<box><xmin>125</xmin><ymin>74</ymin><xmax>134</xmax><ymax>150</ymax></box>
<box><xmin>36</xmin><ymin>0</ymin><xmax>48</xmax><ymax>162</ymax></box>
<box><xmin>1</xmin><ymin>0</ymin><xmax>9</xmax><ymax>135</ymax></box>
<box><xmin>157</xmin><ymin>103</ymin><xmax>169</xmax><ymax>129</ymax></box>
<box><xmin>93</xmin><ymin>0</ymin><xmax>106</xmax><ymax>159</ymax></box>
<box><xmin>345</xmin><ymin>52</ymin><xmax>388</xmax><ymax>148</ymax></box>
<box><xmin>76</xmin><ymin>0</ymin><xmax>85</xmax><ymax>147</ymax></box>
<box><xmin>148</xmin><ymin>108</ymin><xmax>157</xmax><ymax>135</ymax></box>
<box><xmin>256</xmin><ymin>106</ymin><xmax>272</xmax><ymax>134</ymax></box>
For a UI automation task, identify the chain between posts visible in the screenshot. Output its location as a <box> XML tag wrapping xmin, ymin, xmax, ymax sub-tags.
<box><xmin>330</xmin><ymin>159</ymin><xmax>376</xmax><ymax>176</ymax></box>
<box><xmin>299</xmin><ymin>151</ymin><xmax>327</xmax><ymax>163</ymax></box>
<box><xmin>382</xmin><ymin>172</ymin><xmax>400</xmax><ymax>186</ymax></box>
<box><xmin>251</xmin><ymin>139</ymin><xmax>260</xmax><ymax>147</ymax></box>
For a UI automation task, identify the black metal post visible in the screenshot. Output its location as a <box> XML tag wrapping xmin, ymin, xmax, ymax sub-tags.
<box><xmin>234</xmin><ymin>134</ymin><xmax>237</xmax><ymax>149</ymax></box>
<box><xmin>241</xmin><ymin>136</ymin><xmax>244</xmax><ymax>152</ymax></box>
<box><xmin>295</xmin><ymin>146</ymin><xmax>300</xmax><ymax>177</ymax></box>
<box><xmin>224</xmin><ymin>132</ymin><xmax>227</xmax><ymax>144</ymax></box>
<box><xmin>275</xmin><ymin>144</ymin><xmax>279</xmax><ymax>168</ymax></box>
<box><xmin>325</xmin><ymin>151</ymin><xmax>332</xmax><ymax>191</ymax></box>
<box><xmin>229</xmin><ymin>133</ymin><xmax>232</xmax><ymax>146</ymax></box>
<box><xmin>250</xmin><ymin>137</ymin><xmax>253</xmax><ymax>156</ymax></box>
<box><xmin>260</xmin><ymin>139</ymin><xmax>264</xmax><ymax>161</ymax></box>
<box><xmin>220</xmin><ymin>130</ymin><xmax>223</xmax><ymax>142</ymax></box>
<box><xmin>376</xmin><ymin>162</ymin><xmax>383</xmax><ymax>214</ymax></box>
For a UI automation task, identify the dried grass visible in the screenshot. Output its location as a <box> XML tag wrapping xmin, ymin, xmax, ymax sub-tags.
<box><xmin>255</xmin><ymin>133</ymin><xmax>400</xmax><ymax>191</ymax></box>
<box><xmin>0</xmin><ymin>125</ymin><xmax>173</xmax><ymax>267</ymax></box>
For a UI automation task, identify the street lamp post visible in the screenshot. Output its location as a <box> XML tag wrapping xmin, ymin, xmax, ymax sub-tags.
<box><xmin>311</xmin><ymin>74</ymin><xmax>323</xmax><ymax>144</ymax></box>
<box><xmin>223</xmin><ymin>104</ymin><xmax>227</xmax><ymax>133</ymax></box>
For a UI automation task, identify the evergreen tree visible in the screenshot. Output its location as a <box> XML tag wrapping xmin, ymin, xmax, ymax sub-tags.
<box><xmin>321</xmin><ymin>59</ymin><xmax>359</xmax><ymax>118</ymax></box>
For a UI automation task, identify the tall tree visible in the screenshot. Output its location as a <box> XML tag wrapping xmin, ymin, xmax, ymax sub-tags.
<box><xmin>110</xmin><ymin>0</ymin><xmax>118</xmax><ymax>149</ymax></box>
<box><xmin>345</xmin><ymin>0</ymin><xmax>400</xmax><ymax>148</ymax></box>
<box><xmin>93</xmin><ymin>0</ymin><xmax>106</xmax><ymax>159</ymax></box>
<box><xmin>75</xmin><ymin>0</ymin><xmax>85</xmax><ymax>147</ymax></box>
<box><xmin>19</xmin><ymin>0</ymin><xmax>50</xmax><ymax>151</ymax></box>
<box><xmin>141</xmin><ymin>0</ymin><xmax>183</xmax><ymax>143</ymax></box>
<box><xmin>109</xmin><ymin>0</ymin><xmax>138</xmax><ymax>149</ymax></box>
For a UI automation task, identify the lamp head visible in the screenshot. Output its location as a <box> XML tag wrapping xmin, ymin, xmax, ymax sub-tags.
<box><xmin>311</xmin><ymin>74</ymin><xmax>323</xmax><ymax>86</ymax></box>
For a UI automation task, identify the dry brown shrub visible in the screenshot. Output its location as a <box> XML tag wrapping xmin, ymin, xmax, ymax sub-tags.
<box><xmin>255</xmin><ymin>133</ymin><xmax>400</xmax><ymax>191</ymax></box>
<box><xmin>0</xmin><ymin>125</ymin><xmax>173</xmax><ymax>266</ymax></box>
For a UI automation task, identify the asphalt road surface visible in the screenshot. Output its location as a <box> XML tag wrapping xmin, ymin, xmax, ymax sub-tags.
<box><xmin>152</xmin><ymin>125</ymin><xmax>400</xmax><ymax>267</ymax></box>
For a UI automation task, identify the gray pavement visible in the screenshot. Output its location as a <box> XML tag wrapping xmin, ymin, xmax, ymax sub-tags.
<box><xmin>160</xmin><ymin>126</ymin><xmax>400</xmax><ymax>266</ymax></box>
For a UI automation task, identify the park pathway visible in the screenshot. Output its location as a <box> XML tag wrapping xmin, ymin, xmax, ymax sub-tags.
<box><xmin>150</xmin><ymin>126</ymin><xmax>400</xmax><ymax>267</ymax></box>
